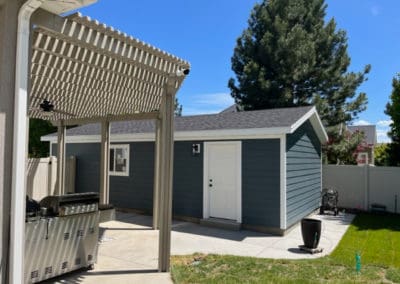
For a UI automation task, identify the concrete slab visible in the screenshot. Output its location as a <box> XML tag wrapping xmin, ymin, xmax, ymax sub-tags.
<box><xmin>44</xmin><ymin>211</ymin><xmax>354</xmax><ymax>283</ymax></box>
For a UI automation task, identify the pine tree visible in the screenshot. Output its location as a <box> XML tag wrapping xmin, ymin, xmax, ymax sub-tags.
<box><xmin>175</xmin><ymin>97</ymin><xmax>183</xmax><ymax>116</ymax></box>
<box><xmin>228</xmin><ymin>0</ymin><xmax>370</xmax><ymax>163</ymax></box>
<box><xmin>384</xmin><ymin>74</ymin><xmax>400</xmax><ymax>166</ymax></box>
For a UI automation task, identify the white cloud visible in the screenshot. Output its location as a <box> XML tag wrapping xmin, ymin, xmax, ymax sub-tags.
<box><xmin>183</xmin><ymin>107</ymin><xmax>223</xmax><ymax>116</ymax></box>
<box><xmin>377</xmin><ymin>120</ymin><xmax>392</xmax><ymax>127</ymax></box>
<box><xmin>353</xmin><ymin>119</ymin><xmax>371</xmax><ymax>126</ymax></box>
<box><xmin>193</xmin><ymin>92</ymin><xmax>234</xmax><ymax>106</ymax></box>
<box><xmin>376</xmin><ymin>129</ymin><xmax>391</xmax><ymax>143</ymax></box>
<box><xmin>182</xmin><ymin>92</ymin><xmax>234</xmax><ymax>115</ymax></box>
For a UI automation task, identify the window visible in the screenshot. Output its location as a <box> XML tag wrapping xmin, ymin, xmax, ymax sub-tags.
<box><xmin>357</xmin><ymin>152</ymin><xmax>368</xmax><ymax>165</ymax></box>
<box><xmin>109</xmin><ymin>144</ymin><xmax>129</xmax><ymax>176</ymax></box>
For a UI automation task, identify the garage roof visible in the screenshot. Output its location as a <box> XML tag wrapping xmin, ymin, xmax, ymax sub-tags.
<box><xmin>29</xmin><ymin>12</ymin><xmax>190</xmax><ymax>122</ymax></box>
<box><xmin>42</xmin><ymin>106</ymin><xmax>328</xmax><ymax>143</ymax></box>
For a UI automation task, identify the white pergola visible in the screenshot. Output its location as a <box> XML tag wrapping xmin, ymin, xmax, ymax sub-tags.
<box><xmin>11</xmin><ymin>5</ymin><xmax>189</xmax><ymax>280</ymax></box>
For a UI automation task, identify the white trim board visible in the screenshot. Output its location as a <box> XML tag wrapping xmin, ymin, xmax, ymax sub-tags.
<box><xmin>279</xmin><ymin>135</ymin><xmax>287</xmax><ymax>230</ymax></box>
<box><xmin>203</xmin><ymin>141</ymin><xmax>242</xmax><ymax>223</ymax></box>
<box><xmin>42</xmin><ymin>129</ymin><xmax>290</xmax><ymax>143</ymax></box>
<box><xmin>41</xmin><ymin>107</ymin><xmax>328</xmax><ymax>144</ymax></box>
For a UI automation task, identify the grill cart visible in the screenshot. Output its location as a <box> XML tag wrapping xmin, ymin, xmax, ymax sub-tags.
<box><xmin>25</xmin><ymin>193</ymin><xmax>100</xmax><ymax>283</ymax></box>
<box><xmin>320</xmin><ymin>188</ymin><xmax>339</xmax><ymax>216</ymax></box>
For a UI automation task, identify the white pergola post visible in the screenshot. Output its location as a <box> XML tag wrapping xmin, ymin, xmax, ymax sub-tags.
<box><xmin>100</xmin><ymin>120</ymin><xmax>110</xmax><ymax>204</ymax></box>
<box><xmin>56</xmin><ymin>121</ymin><xmax>66</xmax><ymax>195</ymax></box>
<box><xmin>153</xmin><ymin>119</ymin><xmax>161</xmax><ymax>229</ymax></box>
<box><xmin>10</xmin><ymin>2</ymin><xmax>43</xmax><ymax>282</ymax></box>
<box><xmin>158</xmin><ymin>81</ymin><xmax>175</xmax><ymax>272</ymax></box>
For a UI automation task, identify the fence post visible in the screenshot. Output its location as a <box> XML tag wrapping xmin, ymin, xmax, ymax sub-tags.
<box><xmin>66</xmin><ymin>156</ymin><xmax>76</xmax><ymax>194</ymax></box>
<box><xmin>363</xmin><ymin>165</ymin><xmax>370</xmax><ymax>211</ymax></box>
<box><xmin>47</xmin><ymin>156</ymin><xmax>54</xmax><ymax>196</ymax></box>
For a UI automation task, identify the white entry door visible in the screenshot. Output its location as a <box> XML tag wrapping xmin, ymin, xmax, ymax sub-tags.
<box><xmin>204</xmin><ymin>141</ymin><xmax>241</xmax><ymax>221</ymax></box>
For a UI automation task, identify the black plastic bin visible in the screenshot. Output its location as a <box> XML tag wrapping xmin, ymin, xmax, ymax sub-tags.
<box><xmin>301</xmin><ymin>218</ymin><xmax>321</xmax><ymax>249</ymax></box>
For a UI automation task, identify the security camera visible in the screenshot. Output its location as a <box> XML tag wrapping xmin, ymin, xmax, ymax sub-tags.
<box><xmin>176</xmin><ymin>68</ymin><xmax>190</xmax><ymax>77</ymax></box>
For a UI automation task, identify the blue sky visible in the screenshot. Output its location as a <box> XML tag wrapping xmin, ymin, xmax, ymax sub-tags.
<box><xmin>79</xmin><ymin>0</ymin><xmax>400</xmax><ymax>143</ymax></box>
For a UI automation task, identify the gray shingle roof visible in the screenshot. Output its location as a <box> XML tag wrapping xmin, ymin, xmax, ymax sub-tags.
<box><xmin>45</xmin><ymin>106</ymin><xmax>314</xmax><ymax>137</ymax></box>
<box><xmin>347</xmin><ymin>125</ymin><xmax>377</xmax><ymax>145</ymax></box>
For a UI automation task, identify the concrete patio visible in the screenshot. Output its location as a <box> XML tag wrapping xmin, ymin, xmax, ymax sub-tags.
<box><xmin>44</xmin><ymin>211</ymin><xmax>354</xmax><ymax>283</ymax></box>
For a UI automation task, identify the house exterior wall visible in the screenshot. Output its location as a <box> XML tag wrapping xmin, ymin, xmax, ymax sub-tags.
<box><xmin>173</xmin><ymin>141</ymin><xmax>204</xmax><ymax>218</ymax></box>
<box><xmin>52</xmin><ymin>138</ymin><xmax>281</xmax><ymax>229</ymax></box>
<box><xmin>53</xmin><ymin>141</ymin><xmax>204</xmax><ymax>217</ymax></box>
<box><xmin>52</xmin><ymin>143</ymin><xmax>101</xmax><ymax>195</ymax></box>
<box><xmin>242</xmin><ymin>139</ymin><xmax>280</xmax><ymax>228</ymax></box>
<box><xmin>286</xmin><ymin>120</ymin><xmax>321</xmax><ymax>228</ymax></box>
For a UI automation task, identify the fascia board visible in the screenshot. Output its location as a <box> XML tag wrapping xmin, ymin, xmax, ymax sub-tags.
<box><xmin>289</xmin><ymin>106</ymin><xmax>328</xmax><ymax>143</ymax></box>
<box><xmin>42</xmin><ymin>126</ymin><xmax>292</xmax><ymax>143</ymax></box>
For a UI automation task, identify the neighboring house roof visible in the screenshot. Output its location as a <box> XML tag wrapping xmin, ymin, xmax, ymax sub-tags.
<box><xmin>347</xmin><ymin>125</ymin><xmax>377</xmax><ymax>146</ymax></box>
<box><xmin>42</xmin><ymin>106</ymin><xmax>328</xmax><ymax>143</ymax></box>
<box><xmin>220</xmin><ymin>104</ymin><xmax>241</xmax><ymax>113</ymax></box>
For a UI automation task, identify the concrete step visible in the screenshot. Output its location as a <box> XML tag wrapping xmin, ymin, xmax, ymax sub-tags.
<box><xmin>200</xmin><ymin>218</ymin><xmax>241</xmax><ymax>231</ymax></box>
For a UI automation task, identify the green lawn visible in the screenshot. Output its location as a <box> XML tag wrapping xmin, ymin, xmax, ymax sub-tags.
<box><xmin>171</xmin><ymin>213</ymin><xmax>400</xmax><ymax>283</ymax></box>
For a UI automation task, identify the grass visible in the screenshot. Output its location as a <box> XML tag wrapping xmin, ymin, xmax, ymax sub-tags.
<box><xmin>171</xmin><ymin>213</ymin><xmax>400</xmax><ymax>283</ymax></box>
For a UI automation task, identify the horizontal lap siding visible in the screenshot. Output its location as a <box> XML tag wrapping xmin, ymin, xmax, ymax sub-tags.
<box><xmin>110</xmin><ymin>142</ymin><xmax>154</xmax><ymax>210</ymax></box>
<box><xmin>173</xmin><ymin>141</ymin><xmax>203</xmax><ymax>218</ymax></box>
<box><xmin>286</xmin><ymin>120</ymin><xmax>321</xmax><ymax>227</ymax></box>
<box><xmin>242</xmin><ymin>139</ymin><xmax>280</xmax><ymax>228</ymax></box>
<box><xmin>52</xmin><ymin>143</ymin><xmax>100</xmax><ymax>194</ymax></box>
<box><xmin>54</xmin><ymin>141</ymin><xmax>203</xmax><ymax>217</ymax></box>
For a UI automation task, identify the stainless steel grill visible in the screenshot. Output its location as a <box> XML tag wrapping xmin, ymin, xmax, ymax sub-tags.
<box><xmin>25</xmin><ymin>193</ymin><xmax>100</xmax><ymax>283</ymax></box>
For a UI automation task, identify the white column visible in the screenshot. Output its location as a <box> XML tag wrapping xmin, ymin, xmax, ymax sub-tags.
<box><xmin>56</xmin><ymin>121</ymin><xmax>66</xmax><ymax>195</ymax></box>
<box><xmin>100</xmin><ymin>120</ymin><xmax>110</xmax><ymax>204</ymax></box>
<box><xmin>153</xmin><ymin>118</ymin><xmax>161</xmax><ymax>229</ymax></box>
<box><xmin>158</xmin><ymin>82</ymin><xmax>175</xmax><ymax>272</ymax></box>
<box><xmin>10</xmin><ymin>1</ymin><xmax>45</xmax><ymax>283</ymax></box>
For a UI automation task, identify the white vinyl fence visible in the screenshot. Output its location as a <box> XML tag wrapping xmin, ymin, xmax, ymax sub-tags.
<box><xmin>26</xmin><ymin>156</ymin><xmax>76</xmax><ymax>201</ymax></box>
<box><xmin>323</xmin><ymin>165</ymin><xmax>400</xmax><ymax>213</ymax></box>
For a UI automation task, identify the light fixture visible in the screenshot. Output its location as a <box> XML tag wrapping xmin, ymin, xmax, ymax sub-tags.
<box><xmin>192</xmin><ymin>143</ymin><xmax>201</xmax><ymax>155</ymax></box>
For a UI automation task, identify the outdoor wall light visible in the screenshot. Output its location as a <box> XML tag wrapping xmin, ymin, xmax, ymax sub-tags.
<box><xmin>192</xmin><ymin>143</ymin><xmax>201</xmax><ymax>155</ymax></box>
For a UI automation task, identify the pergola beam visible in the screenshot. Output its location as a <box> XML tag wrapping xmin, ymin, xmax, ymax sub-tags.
<box><xmin>153</xmin><ymin>118</ymin><xmax>161</xmax><ymax>229</ymax></box>
<box><xmin>31</xmin><ymin>8</ymin><xmax>65</xmax><ymax>32</ymax></box>
<box><xmin>99</xmin><ymin>120</ymin><xmax>110</xmax><ymax>204</ymax></box>
<box><xmin>158</xmin><ymin>78</ymin><xmax>176</xmax><ymax>272</ymax></box>
<box><xmin>51</xmin><ymin>111</ymin><xmax>159</xmax><ymax>126</ymax></box>
<box><xmin>56</xmin><ymin>121</ymin><xmax>66</xmax><ymax>195</ymax></box>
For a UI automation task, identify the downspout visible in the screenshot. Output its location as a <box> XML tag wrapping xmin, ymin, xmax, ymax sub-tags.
<box><xmin>10</xmin><ymin>0</ymin><xmax>45</xmax><ymax>283</ymax></box>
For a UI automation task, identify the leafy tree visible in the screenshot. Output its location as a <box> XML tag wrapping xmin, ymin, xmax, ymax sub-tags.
<box><xmin>228</xmin><ymin>0</ymin><xmax>370</xmax><ymax>164</ymax></box>
<box><xmin>29</xmin><ymin>119</ymin><xmax>57</xmax><ymax>158</ymax></box>
<box><xmin>385</xmin><ymin>75</ymin><xmax>400</xmax><ymax>143</ymax></box>
<box><xmin>175</xmin><ymin>97</ymin><xmax>183</xmax><ymax>116</ymax></box>
<box><xmin>374</xmin><ymin>143</ymin><xmax>390</xmax><ymax>166</ymax></box>
<box><xmin>323</xmin><ymin>129</ymin><xmax>364</xmax><ymax>165</ymax></box>
<box><xmin>384</xmin><ymin>74</ymin><xmax>400</xmax><ymax>166</ymax></box>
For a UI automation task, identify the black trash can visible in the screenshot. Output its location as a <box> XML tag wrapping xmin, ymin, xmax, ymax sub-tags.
<box><xmin>301</xmin><ymin>218</ymin><xmax>321</xmax><ymax>249</ymax></box>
